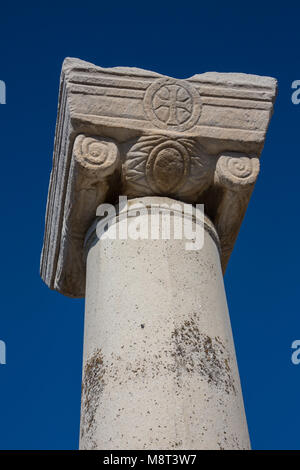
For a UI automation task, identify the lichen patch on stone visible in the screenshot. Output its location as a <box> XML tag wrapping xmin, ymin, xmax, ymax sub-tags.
<box><xmin>171</xmin><ymin>318</ymin><xmax>236</xmax><ymax>395</ymax></box>
<box><xmin>81</xmin><ymin>348</ymin><xmax>106</xmax><ymax>448</ymax></box>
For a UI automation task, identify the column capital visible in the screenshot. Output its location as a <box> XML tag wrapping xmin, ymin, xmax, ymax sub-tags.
<box><xmin>40</xmin><ymin>58</ymin><xmax>277</xmax><ymax>297</ymax></box>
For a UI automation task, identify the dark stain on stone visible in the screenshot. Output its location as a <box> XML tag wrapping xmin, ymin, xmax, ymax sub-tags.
<box><xmin>171</xmin><ymin>317</ymin><xmax>236</xmax><ymax>394</ymax></box>
<box><xmin>81</xmin><ymin>348</ymin><xmax>106</xmax><ymax>447</ymax></box>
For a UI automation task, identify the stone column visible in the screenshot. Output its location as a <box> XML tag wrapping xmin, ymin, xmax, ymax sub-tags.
<box><xmin>40</xmin><ymin>58</ymin><xmax>277</xmax><ymax>450</ymax></box>
<box><xmin>80</xmin><ymin>197</ymin><xmax>250</xmax><ymax>450</ymax></box>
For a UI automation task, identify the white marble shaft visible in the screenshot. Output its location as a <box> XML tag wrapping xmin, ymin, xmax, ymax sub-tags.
<box><xmin>80</xmin><ymin>198</ymin><xmax>250</xmax><ymax>450</ymax></box>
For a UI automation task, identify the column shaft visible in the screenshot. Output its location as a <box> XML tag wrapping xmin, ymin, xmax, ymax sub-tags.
<box><xmin>80</xmin><ymin>197</ymin><xmax>250</xmax><ymax>450</ymax></box>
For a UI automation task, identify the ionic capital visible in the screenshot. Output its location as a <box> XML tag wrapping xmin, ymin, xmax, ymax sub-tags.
<box><xmin>40</xmin><ymin>58</ymin><xmax>277</xmax><ymax>297</ymax></box>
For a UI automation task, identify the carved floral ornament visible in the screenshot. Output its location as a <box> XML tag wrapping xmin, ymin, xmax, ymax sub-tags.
<box><xmin>56</xmin><ymin>132</ymin><xmax>259</xmax><ymax>297</ymax></box>
<box><xmin>48</xmin><ymin>132</ymin><xmax>260</xmax><ymax>297</ymax></box>
<box><xmin>72</xmin><ymin>133</ymin><xmax>260</xmax><ymax>198</ymax></box>
<box><xmin>124</xmin><ymin>135</ymin><xmax>214</xmax><ymax>199</ymax></box>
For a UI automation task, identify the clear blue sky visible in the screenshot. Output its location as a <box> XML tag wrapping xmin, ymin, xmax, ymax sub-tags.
<box><xmin>0</xmin><ymin>1</ymin><xmax>299</xmax><ymax>450</ymax></box>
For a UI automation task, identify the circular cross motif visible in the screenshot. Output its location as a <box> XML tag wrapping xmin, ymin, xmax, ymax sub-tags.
<box><xmin>146</xmin><ymin>140</ymin><xmax>190</xmax><ymax>193</ymax></box>
<box><xmin>144</xmin><ymin>78</ymin><xmax>202</xmax><ymax>131</ymax></box>
<box><xmin>152</xmin><ymin>85</ymin><xmax>192</xmax><ymax>126</ymax></box>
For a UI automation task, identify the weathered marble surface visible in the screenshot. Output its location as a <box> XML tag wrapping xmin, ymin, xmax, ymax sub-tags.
<box><xmin>80</xmin><ymin>198</ymin><xmax>250</xmax><ymax>450</ymax></box>
<box><xmin>40</xmin><ymin>58</ymin><xmax>277</xmax><ymax>297</ymax></box>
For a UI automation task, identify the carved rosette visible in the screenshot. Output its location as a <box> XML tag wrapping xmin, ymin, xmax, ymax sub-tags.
<box><xmin>123</xmin><ymin>135</ymin><xmax>215</xmax><ymax>200</ymax></box>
